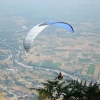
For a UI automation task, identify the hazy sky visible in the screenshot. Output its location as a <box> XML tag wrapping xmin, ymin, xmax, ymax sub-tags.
<box><xmin>0</xmin><ymin>0</ymin><xmax>100</xmax><ymax>24</ymax></box>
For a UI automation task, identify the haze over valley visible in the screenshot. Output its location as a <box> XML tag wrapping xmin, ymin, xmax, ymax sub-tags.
<box><xmin>0</xmin><ymin>0</ymin><xmax>100</xmax><ymax>99</ymax></box>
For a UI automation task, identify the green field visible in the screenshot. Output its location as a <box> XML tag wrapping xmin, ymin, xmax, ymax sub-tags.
<box><xmin>87</xmin><ymin>64</ymin><xmax>95</xmax><ymax>76</ymax></box>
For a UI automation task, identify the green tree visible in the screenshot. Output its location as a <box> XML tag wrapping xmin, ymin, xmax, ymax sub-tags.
<box><xmin>30</xmin><ymin>79</ymin><xmax>100</xmax><ymax>100</ymax></box>
<box><xmin>85</xmin><ymin>82</ymin><xmax>100</xmax><ymax>100</ymax></box>
<box><xmin>30</xmin><ymin>80</ymin><xmax>65</xmax><ymax>100</ymax></box>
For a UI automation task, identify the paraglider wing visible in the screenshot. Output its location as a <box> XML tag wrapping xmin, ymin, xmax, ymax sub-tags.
<box><xmin>23</xmin><ymin>24</ymin><xmax>48</xmax><ymax>52</ymax></box>
<box><xmin>23</xmin><ymin>21</ymin><xmax>74</xmax><ymax>52</ymax></box>
<box><xmin>45</xmin><ymin>21</ymin><xmax>74</xmax><ymax>33</ymax></box>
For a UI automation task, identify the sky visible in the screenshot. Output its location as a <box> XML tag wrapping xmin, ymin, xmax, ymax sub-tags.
<box><xmin>0</xmin><ymin>0</ymin><xmax>100</xmax><ymax>23</ymax></box>
<box><xmin>0</xmin><ymin>0</ymin><xmax>100</xmax><ymax>34</ymax></box>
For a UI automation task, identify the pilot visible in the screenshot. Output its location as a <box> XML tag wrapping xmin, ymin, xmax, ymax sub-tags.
<box><xmin>55</xmin><ymin>72</ymin><xmax>63</xmax><ymax>80</ymax></box>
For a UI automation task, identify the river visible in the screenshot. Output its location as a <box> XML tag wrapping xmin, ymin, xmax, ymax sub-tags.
<box><xmin>0</xmin><ymin>41</ymin><xmax>92</xmax><ymax>84</ymax></box>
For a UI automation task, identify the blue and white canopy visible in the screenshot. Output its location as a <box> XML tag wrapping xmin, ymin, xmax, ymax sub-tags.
<box><xmin>23</xmin><ymin>21</ymin><xmax>74</xmax><ymax>52</ymax></box>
